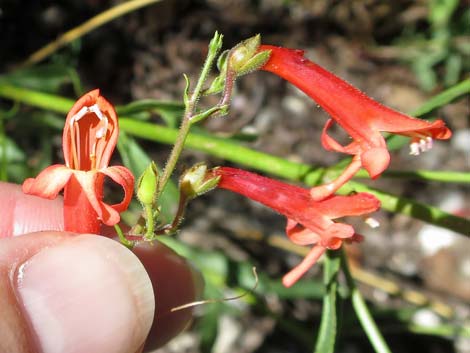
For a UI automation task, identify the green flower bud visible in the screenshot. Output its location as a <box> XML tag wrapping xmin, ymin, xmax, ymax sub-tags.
<box><xmin>228</xmin><ymin>34</ymin><xmax>271</xmax><ymax>76</ymax></box>
<box><xmin>180</xmin><ymin>163</ymin><xmax>220</xmax><ymax>200</ymax></box>
<box><xmin>137</xmin><ymin>161</ymin><xmax>159</xmax><ymax>205</ymax></box>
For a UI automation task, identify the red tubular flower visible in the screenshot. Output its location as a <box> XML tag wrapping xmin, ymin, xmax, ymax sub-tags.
<box><xmin>259</xmin><ymin>45</ymin><xmax>452</xmax><ymax>200</ymax></box>
<box><xmin>23</xmin><ymin>89</ymin><xmax>134</xmax><ymax>234</ymax></box>
<box><xmin>211</xmin><ymin>167</ymin><xmax>380</xmax><ymax>287</ymax></box>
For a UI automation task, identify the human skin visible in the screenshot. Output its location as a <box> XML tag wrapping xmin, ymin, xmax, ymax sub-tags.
<box><xmin>0</xmin><ymin>181</ymin><xmax>200</xmax><ymax>353</ymax></box>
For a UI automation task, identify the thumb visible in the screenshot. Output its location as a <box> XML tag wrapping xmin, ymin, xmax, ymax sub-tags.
<box><xmin>0</xmin><ymin>232</ymin><xmax>154</xmax><ymax>353</ymax></box>
<box><xmin>0</xmin><ymin>181</ymin><xmax>64</xmax><ymax>237</ymax></box>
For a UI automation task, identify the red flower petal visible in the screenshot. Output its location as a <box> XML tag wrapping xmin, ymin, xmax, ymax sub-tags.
<box><xmin>371</xmin><ymin>114</ymin><xmax>452</xmax><ymax>139</ymax></box>
<box><xmin>321</xmin><ymin>119</ymin><xmax>361</xmax><ymax>155</ymax></box>
<box><xmin>314</xmin><ymin>193</ymin><xmax>381</xmax><ymax>219</ymax></box>
<box><xmin>22</xmin><ymin>165</ymin><xmax>73</xmax><ymax>199</ymax></box>
<box><xmin>70</xmin><ymin>166</ymin><xmax>134</xmax><ymax>227</ymax></box>
<box><xmin>100</xmin><ymin>166</ymin><xmax>135</xmax><ymax>213</ymax></box>
<box><xmin>360</xmin><ymin>147</ymin><xmax>391</xmax><ymax>179</ymax></box>
<box><xmin>286</xmin><ymin>219</ymin><xmax>321</xmax><ymax>245</ymax></box>
<box><xmin>282</xmin><ymin>244</ymin><xmax>326</xmax><ymax>287</ymax></box>
<box><xmin>71</xmin><ymin>170</ymin><xmax>120</xmax><ymax>226</ymax></box>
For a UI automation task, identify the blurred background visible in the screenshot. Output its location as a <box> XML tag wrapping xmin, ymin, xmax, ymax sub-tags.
<box><xmin>1</xmin><ymin>1</ymin><xmax>469</xmax><ymax>352</ymax></box>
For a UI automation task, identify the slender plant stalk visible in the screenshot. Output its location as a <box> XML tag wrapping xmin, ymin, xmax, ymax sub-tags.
<box><xmin>382</xmin><ymin>78</ymin><xmax>470</xmax><ymax>152</ymax></box>
<box><xmin>341</xmin><ymin>249</ymin><xmax>392</xmax><ymax>353</ymax></box>
<box><xmin>157</xmin><ymin>32</ymin><xmax>222</xmax><ymax>195</ymax></box>
<box><xmin>114</xmin><ymin>224</ymin><xmax>133</xmax><ymax>248</ymax></box>
<box><xmin>143</xmin><ymin>203</ymin><xmax>155</xmax><ymax>239</ymax></box>
<box><xmin>19</xmin><ymin>0</ymin><xmax>162</xmax><ymax>67</ymax></box>
<box><xmin>410</xmin><ymin>78</ymin><xmax>470</xmax><ymax>116</ymax></box>
<box><xmin>354</xmin><ymin>168</ymin><xmax>470</xmax><ymax>183</ymax></box>
<box><xmin>314</xmin><ymin>250</ymin><xmax>341</xmax><ymax>353</ymax></box>
<box><xmin>338</xmin><ymin>180</ymin><xmax>470</xmax><ymax>234</ymax></box>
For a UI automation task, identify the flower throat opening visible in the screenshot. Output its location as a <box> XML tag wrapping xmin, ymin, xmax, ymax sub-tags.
<box><xmin>68</xmin><ymin>104</ymin><xmax>109</xmax><ymax>170</ymax></box>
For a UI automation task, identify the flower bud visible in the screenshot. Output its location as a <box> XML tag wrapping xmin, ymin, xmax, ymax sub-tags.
<box><xmin>180</xmin><ymin>164</ymin><xmax>220</xmax><ymax>200</ymax></box>
<box><xmin>137</xmin><ymin>161</ymin><xmax>159</xmax><ymax>205</ymax></box>
<box><xmin>228</xmin><ymin>34</ymin><xmax>271</xmax><ymax>76</ymax></box>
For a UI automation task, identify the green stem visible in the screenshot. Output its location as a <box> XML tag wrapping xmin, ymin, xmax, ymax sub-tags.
<box><xmin>384</xmin><ymin>78</ymin><xmax>470</xmax><ymax>151</ymax></box>
<box><xmin>157</xmin><ymin>32</ymin><xmax>222</xmax><ymax>195</ymax></box>
<box><xmin>410</xmin><ymin>78</ymin><xmax>470</xmax><ymax>117</ymax></box>
<box><xmin>19</xmin><ymin>0</ymin><xmax>162</xmax><ymax>67</ymax></box>
<box><xmin>314</xmin><ymin>250</ymin><xmax>341</xmax><ymax>353</ymax></box>
<box><xmin>341</xmin><ymin>249</ymin><xmax>392</xmax><ymax>353</ymax></box>
<box><xmin>143</xmin><ymin>203</ymin><xmax>155</xmax><ymax>240</ymax></box>
<box><xmin>337</xmin><ymin>180</ymin><xmax>469</xmax><ymax>234</ymax></box>
<box><xmin>154</xmin><ymin>194</ymin><xmax>188</xmax><ymax>236</ymax></box>
<box><xmin>406</xmin><ymin>323</ymin><xmax>470</xmax><ymax>338</ymax></box>
<box><xmin>157</xmin><ymin>106</ymin><xmax>192</xmax><ymax>194</ymax></box>
<box><xmin>114</xmin><ymin>224</ymin><xmax>134</xmax><ymax>248</ymax></box>
<box><xmin>355</xmin><ymin>168</ymin><xmax>470</xmax><ymax>183</ymax></box>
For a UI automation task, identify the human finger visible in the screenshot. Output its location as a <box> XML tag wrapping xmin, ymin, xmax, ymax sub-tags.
<box><xmin>0</xmin><ymin>232</ymin><xmax>154</xmax><ymax>353</ymax></box>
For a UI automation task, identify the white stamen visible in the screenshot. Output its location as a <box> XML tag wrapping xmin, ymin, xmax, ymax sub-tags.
<box><xmin>70</xmin><ymin>106</ymin><xmax>89</xmax><ymax>125</ymax></box>
<box><xmin>409</xmin><ymin>137</ymin><xmax>434</xmax><ymax>156</ymax></box>
<box><xmin>365</xmin><ymin>217</ymin><xmax>380</xmax><ymax>228</ymax></box>
<box><xmin>419</xmin><ymin>138</ymin><xmax>428</xmax><ymax>151</ymax></box>
<box><xmin>95</xmin><ymin>118</ymin><xmax>109</xmax><ymax>138</ymax></box>
<box><xmin>409</xmin><ymin>142</ymin><xmax>420</xmax><ymax>156</ymax></box>
<box><xmin>69</xmin><ymin>104</ymin><xmax>108</xmax><ymax>138</ymax></box>
<box><xmin>425</xmin><ymin>136</ymin><xmax>433</xmax><ymax>150</ymax></box>
<box><xmin>89</xmin><ymin>104</ymin><xmax>105</xmax><ymax>121</ymax></box>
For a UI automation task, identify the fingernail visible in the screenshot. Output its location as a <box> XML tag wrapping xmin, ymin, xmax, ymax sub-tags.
<box><xmin>15</xmin><ymin>235</ymin><xmax>154</xmax><ymax>353</ymax></box>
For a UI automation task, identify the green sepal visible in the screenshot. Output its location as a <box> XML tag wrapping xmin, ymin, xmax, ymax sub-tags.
<box><xmin>208</xmin><ymin>31</ymin><xmax>224</xmax><ymax>57</ymax></box>
<box><xmin>236</xmin><ymin>49</ymin><xmax>271</xmax><ymax>77</ymax></box>
<box><xmin>183</xmin><ymin>73</ymin><xmax>190</xmax><ymax>107</ymax></box>
<box><xmin>190</xmin><ymin>104</ymin><xmax>229</xmax><ymax>124</ymax></box>
<box><xmin>180</xmin><ymin>163</ymin><xmax>220</xmax><ymax>200</ymax></box>
<box><xmin>228</xmin><ymin>34</ymin><xmax>271</xmax><ymax>76</ymax></box>
<box><xmin>204</xmin><ymin>50</ymin><xmax>229</xmax><ymax>96</ymax></box>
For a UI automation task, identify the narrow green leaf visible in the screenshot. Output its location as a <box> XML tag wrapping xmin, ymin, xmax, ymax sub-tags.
<box><xmin>355</xmin><ymin>168</ymin><xmax>470</xmax><ymax>183</ymax></box>
<box><xmin>338</xmin><ymin>180</ymin><xmax>470</xmax><ymax>234</ymax></box>
<box><xmin>341</xmin><ymin>250</ymin><xmax>392</xmax><ymax>353</ymax></box>
<box><xmin>115</xmin><ymin>99</ymin><xmax>184</xmax><ymax>115</ymax></box>
<box><xmin>115</xmin><ymin>99</ymin><xmax>184</xmax><ymax>127</ymax></box>
<box><xmin>411</xmin><ymin>78</ymin><xmax>470</xmax><ymax>116</ymax></box>
<box><xmin>236</xmin><ymin>261</ymin><xmax>324</xmax><ymax>299</ymax></box>
<box><xmin>314</xmin><ymin>250</ymin><xmax>341</xmax><ymax>353</ymax></box>
<box><xmin>384</xmin><ymin>78</ymin><xmax>470</xmax><ymax>151</ymax></box>
<box><xmin>0</xmin><ymin>64</ymin><xmax>72</xmax><ymax>93</ymax></box>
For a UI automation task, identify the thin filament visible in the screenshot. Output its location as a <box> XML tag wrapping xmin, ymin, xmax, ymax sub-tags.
<box><xmin>170</xmin><ymin>267</ymin><xmax>259</xmax><ymax>313</ymax></box>
<box><xmin>70</xmin><ymin>121</ymin><xmax>80</xmax><ymax>169</ymax></box>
